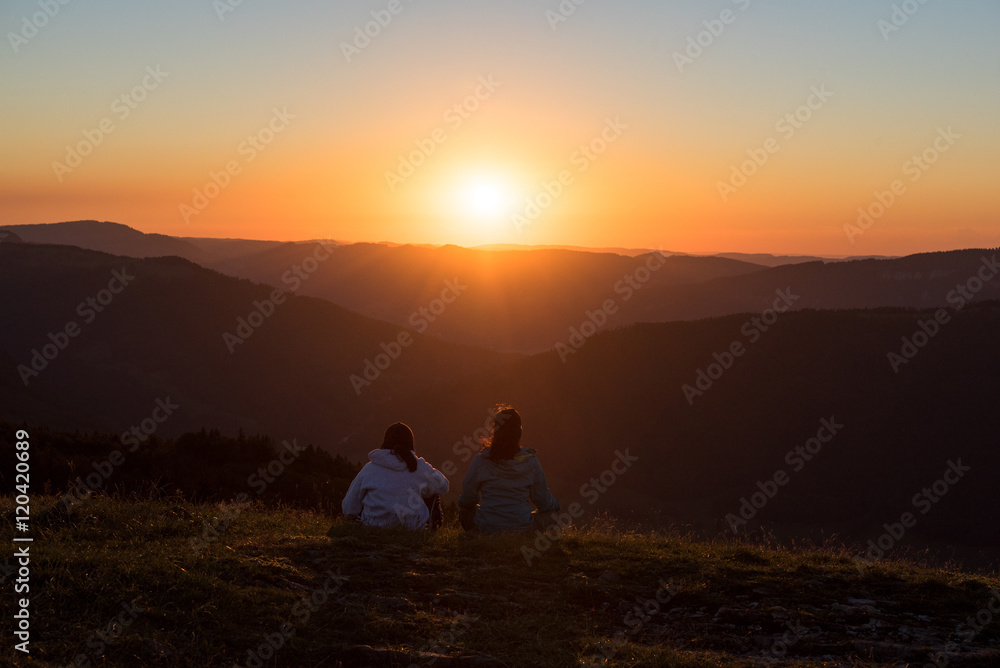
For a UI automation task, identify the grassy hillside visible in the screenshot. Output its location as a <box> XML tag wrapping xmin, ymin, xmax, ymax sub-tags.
<box><xmin>2</xmin><ymin>496</ymin><xmax>998</xmax><ymax>667</ymax></box>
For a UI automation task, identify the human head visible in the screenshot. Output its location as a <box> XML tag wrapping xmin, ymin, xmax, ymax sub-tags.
<box><xmin>382</xmin><ymin>422</ymin><xmax>417</xmax><ymax>472</ymax></box>
<box><xmin>488</xmin><ymin>407</ymin><xmax>522</xmax><ymax>460</ymax></box>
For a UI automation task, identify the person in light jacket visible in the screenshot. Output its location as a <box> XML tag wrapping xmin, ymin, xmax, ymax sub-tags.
<box><xmin>458</xmin><ymin>407</ymin><xmax>559</xmax><ymax>533</ymax></box>
<box><xmin>342</xmin><ymin>422</ymin><xmax>449</xmax><ymax>529</ymax></box>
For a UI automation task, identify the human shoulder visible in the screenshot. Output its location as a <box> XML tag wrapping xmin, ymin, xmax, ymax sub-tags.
<box><xmin>416</xmin><ymin>456</ymin><xmax>445</xmax><ymax>475</ymax></box>
<box><xmin>462</xmin><ymin>451</ymin><xmax>488</xmax><ymax>475</ymax></box>
<box><xmin>516</xmin><ymin>447</ymin><xmax>540</xmax><ymax>462</ymax></box>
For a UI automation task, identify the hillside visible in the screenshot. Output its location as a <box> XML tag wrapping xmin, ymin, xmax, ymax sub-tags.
<box><xmin>712</xmin><ymin>252</ymin><xmax>856</xmax><ymax>267</ymax></box>
<box><xmin>2</xmin><ymin>496</ymin><xmax>998</xmax><ymax>667</ymax></box>
<box><xmin>205</xmin><ymin>242</ymin><xmax>765</xmax><ymax>353</ymax></box>
<box><xmin>0</xmin><ymin>242</ymin><xmax>509</xmax><ymax>445</ymax></box>
<box><xmin>201</xmin><ymin>241</ymin><xmax>1000</xmax><ymax>354</ymax></box>
<box><xmin>0</xmin><ymin>221</ymin><xmax>287</xmax><ymax>264</ymax></box>
<box><xmin>624</xmin><ymin>250</ymin><xmax>1000</xmax><ymax>322</ymax></box>
<box><xmin>0</xmin><ymin>221</ymin><xmax>210</xmax><ymax>263</ymax></box>
<box><xmin>0</xmin><ymin>229</ymin><xmax>23</xmax><ymax>244</ymax></box>
<box><xmin>9</xmin><ymin>223</ymin><xmax>994</xmax><ymax>356</ymax></box>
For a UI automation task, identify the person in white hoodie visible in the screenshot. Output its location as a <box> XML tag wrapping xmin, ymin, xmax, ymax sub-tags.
<box><xmin>341</xmin><ymin>422</ymin><xmax>450</xmax><ymax>529</ymax></box>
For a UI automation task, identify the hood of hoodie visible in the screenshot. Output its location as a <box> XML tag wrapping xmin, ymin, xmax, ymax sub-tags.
<box><xmin>481</xmin><ymin>447</ymin><xmax>537</xmax><ymax>479</ymax></box>
<box><xmin>368</xmin><ymin>448</ymin><xmax>413</xmax><ymax>471</ymax></box>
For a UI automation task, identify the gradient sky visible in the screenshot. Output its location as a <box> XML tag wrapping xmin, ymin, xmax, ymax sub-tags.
<box><xmin>2</xmin><ymin>0</ymin><xmax>998</xmax><ymax>255</ymax></box>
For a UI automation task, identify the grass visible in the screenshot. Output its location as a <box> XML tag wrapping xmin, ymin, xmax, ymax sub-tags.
<box><xmin>1</xmin><ymin>495</ymin><xmax>998</xmax><ymax>667</ymax></box>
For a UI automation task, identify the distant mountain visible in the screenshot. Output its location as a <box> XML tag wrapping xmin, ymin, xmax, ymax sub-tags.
<box><xmin>206</xmin><ymin>242</ymin><xmax>766</xmax><ymax>353</ymax></box>
<box><xmin>0</xmin><ymin>221</ymin><xmax>288</xmax><ymax>264</ymax></box>
<box><xmin>475</xmin><ymin>245</ymin><xmax>866</xmax><ymax>266</ymax></box>
<box><xmin>622</xmin><ymin>249</ymin><xmax>1000</xmax><ymax>323</ymax></box>
<box><xmin>0</xmin><ymin>229</ymin><xmax>22</xmax><ymax>244</ymax></box>
<box><xmin>473</xmin><ymin>243</ymin><xmax>674</xmax><ymax>257</ymax></box>
<box><xmin>711</xmin><ymin>252</ymin><xmax>846</xmax><ymax>266</ymax></box>
<box><xmin>177</xmin><ymin>235</ymin><xmax>291</xmax><ymax>262</ymax></box>
<box><xmin>1</xmin><ymin>220</ymin><xmax>209</xmax><ymax>262</ymax></box>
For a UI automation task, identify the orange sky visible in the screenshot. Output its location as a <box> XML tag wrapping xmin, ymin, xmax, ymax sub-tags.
<box><xmin>2</xmin><ymin>1</ymin><xmax>998</xmax><ymax>256</ymax></box>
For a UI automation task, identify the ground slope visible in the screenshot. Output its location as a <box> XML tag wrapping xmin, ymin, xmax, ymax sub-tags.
<box><xmin>2</xmin><ymin>497</ymin><xmax>998</xmax><ymax>667</ymax></box>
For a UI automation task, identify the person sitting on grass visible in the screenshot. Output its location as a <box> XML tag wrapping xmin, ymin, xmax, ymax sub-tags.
<box><xmin>342</xmin><ymin>422</ymin><xmax>449</xmax><ymax>529</ymax></box>
<box><xmin>458</xmin><ymin>406</ymin><xmax>560</xmax><ymax>533</ymax></box>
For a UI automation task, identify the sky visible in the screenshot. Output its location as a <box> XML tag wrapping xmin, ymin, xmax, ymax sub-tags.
<box><xmin>2</xmin><ymin>0</ymin><xmax>998</xmax><ymax>255</ymax></box>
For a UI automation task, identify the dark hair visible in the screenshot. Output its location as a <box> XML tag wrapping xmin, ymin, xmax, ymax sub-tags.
<box><xmin>382</xmin><ymin>422</ymin><xmax>418</xmax><ymax>472</ymax></box>
<box><xmin>487</xmin><ymin>407</ymin><xmax>522</xmax><ymax>460</ymax></box>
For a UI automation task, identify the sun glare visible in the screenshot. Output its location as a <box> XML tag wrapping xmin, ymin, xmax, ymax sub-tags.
<box><xmin>457</xmin><ymin>175</ymin><xmax>517</xmax><ymax>224</ymax></box>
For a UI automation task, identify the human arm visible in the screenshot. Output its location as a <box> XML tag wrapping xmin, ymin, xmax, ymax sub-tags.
<box><xmin>456</xmin><ymin>457</ymin><xmax>483</xmax><ymax>530</ymax></box>
<box><xmin>341</xmin><ymin>468</ymin><xmax>366</xmax><ymax>517</ymax></box>
<box><xmin>419</xmin><ymin>460</ymin><xmax>450</xmax><ymax>497</ymax></box>
<box><xmin>456</xmin><ymin>457</ymin><xmax>482</xmax><ymax>509</ymax></box>
<box><xmin>529</xmin><ymin>459</ymin><xmax>559</xmax><ymax>513</ymax></box>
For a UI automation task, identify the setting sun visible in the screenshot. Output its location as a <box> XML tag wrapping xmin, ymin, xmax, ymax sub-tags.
<box><xmin>456</xmin><ymin>174</ymin><xmax>517</xmax><ymax>224</ymax></box>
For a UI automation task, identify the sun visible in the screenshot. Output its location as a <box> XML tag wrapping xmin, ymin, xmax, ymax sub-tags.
<box><xmin>457</xmin><ymin>174</ymin><xmax>517</xmax><ymax>224</ymax></box>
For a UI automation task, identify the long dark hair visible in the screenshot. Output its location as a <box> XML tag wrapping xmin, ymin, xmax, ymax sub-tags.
<box><xmin>487</xmin><ymin>406</ymin><xmax>522</xmax><ymax>460</ymax></box>
<box><xmin>382</xmin><ymin>422</ymin><xmax>418</xmax><ymax>472</ymax></box>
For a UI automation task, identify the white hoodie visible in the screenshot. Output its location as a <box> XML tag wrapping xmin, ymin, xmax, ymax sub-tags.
<box><xmin>341</xmin><ymin>449</ymin><xmax>450</xmax><ymax>529</ymax></box>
